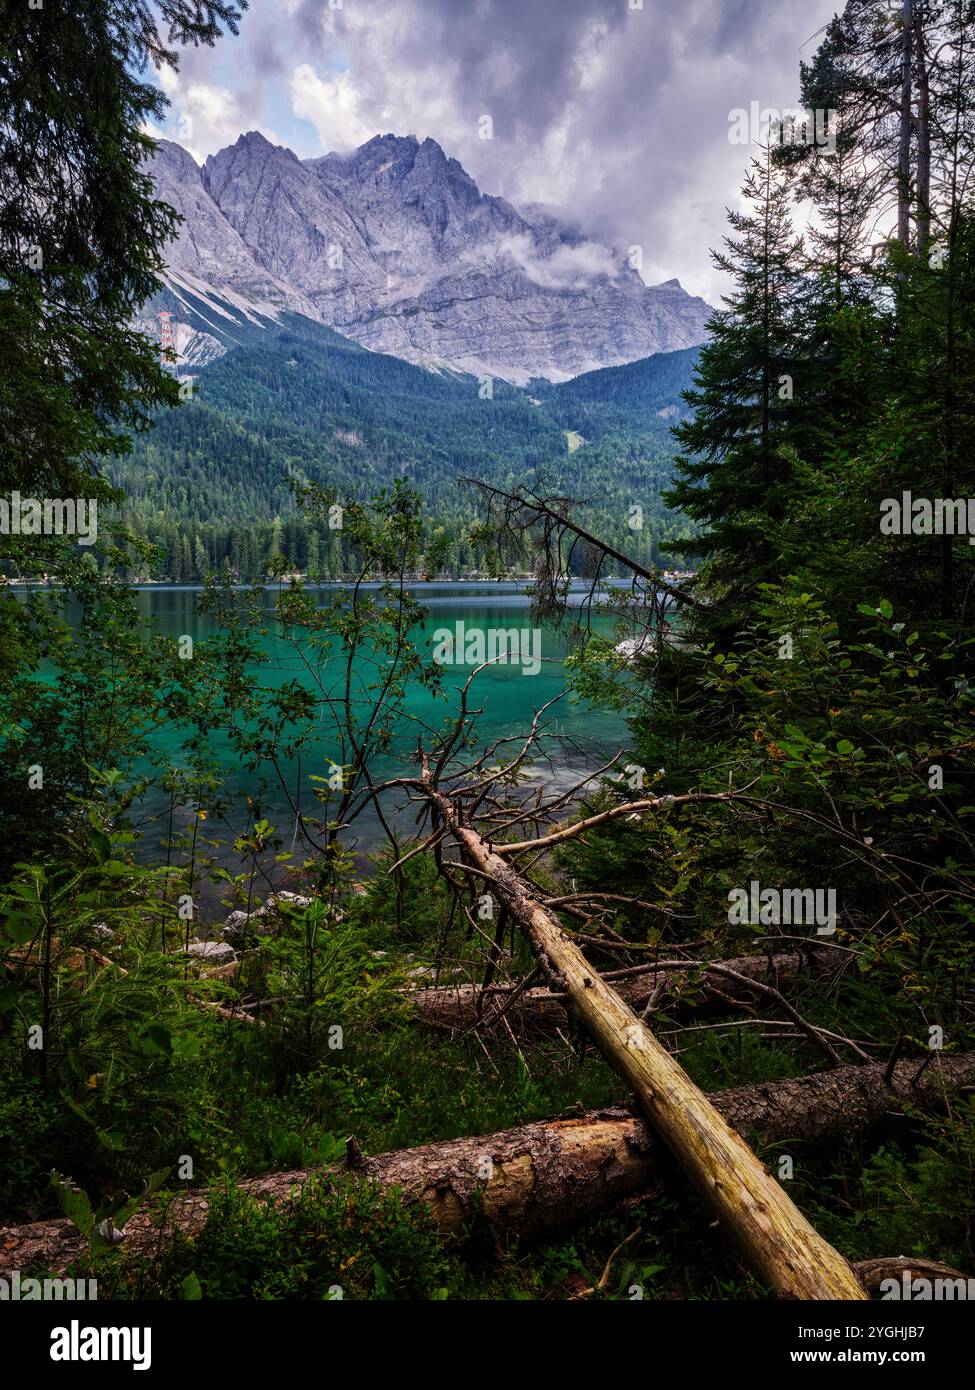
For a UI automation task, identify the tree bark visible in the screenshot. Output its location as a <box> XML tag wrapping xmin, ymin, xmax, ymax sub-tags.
<box><xmin>914</xmin><ymin>16</ymin><xmax>930</xmax><ymax>256</ymax></box>
<box><xmin>897</xmin><ymin>0</ymin><xmax>914</xmax><ymax>248</ymax></box>
<box><xmin>410</xmin><ymin>946</ymin><xmax>848</xmax><ymax>1037</ymax></box>
<box><xmin>3</xmin><ymin>1055</ymin><xmax>972</xmax><ymax>1277</ymax></box>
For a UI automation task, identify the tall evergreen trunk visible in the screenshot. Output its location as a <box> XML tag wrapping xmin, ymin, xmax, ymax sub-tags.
<box><xmin>915</xmin><ymin>21</ymin><xmax>931</xmax><ymax>257</ymax></box>
<box><xmin>898</xmin><ymin>0</ymin><xmax>914</xmax><ymax>248</ymax></box>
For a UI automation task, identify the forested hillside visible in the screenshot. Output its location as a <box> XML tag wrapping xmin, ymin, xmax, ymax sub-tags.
<box><xmin>106</xmin><ymin>321</ymin><xmax>699</xmax><ymax>581</ymax></box>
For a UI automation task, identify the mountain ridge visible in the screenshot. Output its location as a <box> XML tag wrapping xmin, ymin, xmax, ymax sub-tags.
<box><xmin>147</xmin><ymin>130</ymin><xmax>711</xmax><ymax>384</ymax></box>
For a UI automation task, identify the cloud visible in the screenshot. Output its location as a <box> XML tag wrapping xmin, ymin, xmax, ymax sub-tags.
<box><xmin>152</xmin><ymin>75</ymin><xmax>284</xmax><ymax>164</ymax></box>
<box><xmin>154</xmin><ymin>0</ymin><xmax>840</xmax><ymax>300</ymax></box>
<box><xmin>490</xmin><ymin>234</ymin><xmax>620</xmax><ymax>290</ymax></box>
<box><xmin>290</xmin><ymin>65</ymin><xmax>378</xmax><ymax>152</ymax></box>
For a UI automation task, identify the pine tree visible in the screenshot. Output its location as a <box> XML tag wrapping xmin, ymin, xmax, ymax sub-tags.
<box><xmin>193</xmin><ymin>535</ymin><xmax>208</xmax><ymax>578</ymax></box>
<box><xmin>665</xmin><ymin>144</ymin><xmax>804</xmax><ymax>622</ymax></box>
<box><xmin>0</xmin><ymin>0</ymin><xmax>243</xmax><ymax>502</ymax></box>
<box><xmin>266</xmin><ymin>516</ymin><xmax>284</xmax><ymax>576</ymax></box>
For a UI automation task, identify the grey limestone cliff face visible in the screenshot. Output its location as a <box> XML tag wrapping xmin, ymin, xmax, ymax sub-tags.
<box><xmin>149</xmin><ymin>130</ymin><xmax>710</xmax><ymax>382</ymax></box>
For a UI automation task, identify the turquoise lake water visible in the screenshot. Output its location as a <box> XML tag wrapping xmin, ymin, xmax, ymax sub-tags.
<box><xmin>125</xmin><ymin>582</ymin><xmax>632</xmax><ymax>872</ymax></box>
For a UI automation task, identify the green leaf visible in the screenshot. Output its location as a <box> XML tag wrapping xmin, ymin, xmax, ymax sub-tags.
<box><xmin>3</xmin><ymin>915</ymin><xmax>39</xmax><ymax>945</ymax></box>
<box><xmin>109</xmin><ymin>1166</ymin><xmax>172</xmax><ymax>1229</ymax></box>
<box><xmin>0</xmin><ymin>985</ymin><xmax>21</xmax><ymax>1015</ymax></box>
<box><xmin>51</xmin><ymin>1172</ymin><xmax>94</xmax><ymax>1238</ymax></box>
<box><xmin>88</xmin><ymin>829</ymin><xmax>111</xmax><ymax>864</ymax></box>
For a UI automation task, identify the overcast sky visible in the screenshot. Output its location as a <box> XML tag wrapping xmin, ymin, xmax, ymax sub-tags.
<box><xmin>151</xmin><ymin>0</ymin><xmax>841</xmax><ymax>302</ymax></box>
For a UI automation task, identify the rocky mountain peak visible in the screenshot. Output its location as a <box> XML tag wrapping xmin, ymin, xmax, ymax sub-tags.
<box><xmin>202</xmin><ymin>131</ymin><xmax>302</xmax><ymax>199</ymax></box>
<box><xmin>149</xmin><ymin>130</ymin><xmax>710</xmax><ymax>383</ymax></box>
<box><xmin>153</xmin><ymin>138</ymin><xmax>201</xmax><ymax>179</ymax></box>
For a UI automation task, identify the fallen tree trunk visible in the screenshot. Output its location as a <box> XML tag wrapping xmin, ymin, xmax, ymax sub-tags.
<box><xmin>423</xmin><ymin>779</ymin><xmax>867</xmax><ymax>1299</ymax></box>
<box><xmin>3</xmin><ymin>1055</ymin><xmax>972</xmax><ymax>1276</ymax></box>
<box><xmin>411</xmin><ymin>946</ymin><xmax>848</xmax><ymax>1036</ymax></box>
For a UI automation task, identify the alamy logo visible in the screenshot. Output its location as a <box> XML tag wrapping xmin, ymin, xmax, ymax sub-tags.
<box><xmin>880</xmin><ymin>491</ymin><xmax>975</xmax><ymax>544</ymax></box>
<box><xmin>881</xmin><ymin>1273</ymin><xmax>975</xmax><ymax>1300</ymax></box>
<box><xmin>0</xmin><ymin>492</ymin><xmax>97</xmax><ymax>546</ymax></box>
<box><xmin>50</xmin><ymin>1320</ymin><xmax>151</xmax><ymax>1370</ymax></box>
<box><xmin>728</xmin><ymin>102</ymin><xmax>837</xmax><ymax>153</ymax></box>
<box><xmin>0</xmin><ymin>1270</ymin><xmax>97</xmax><ymax>1300</ymax></box>
<box><xmin>431</xmin><ymin>621</ymin><xmax>542</xmax><ymax>676</ymax></box>
<box><xmin>728</xmin><ymin>881</ymin><xmax>836</xmax><ymax>935</ymax></box>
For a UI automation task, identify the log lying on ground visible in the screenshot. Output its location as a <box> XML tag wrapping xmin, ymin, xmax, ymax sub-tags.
<box><xmin>855</xmin><ymin>1257</ymin><xmax>975</xmax><ymax>1296</ymax></box>
<box><xmin>423</xmin><ymin>779</ymin><xmax>867</xmax><ymax>1299</ymax></box>
<box><xmin>411</xmin><ymin>946</ymin><xmax>848</xmax><ymax>1036</ymax></box>
<box><xmin>3</xmin><ymin>1055</ymin><xmax>972</xmax><ymax>1277</ymax></box>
